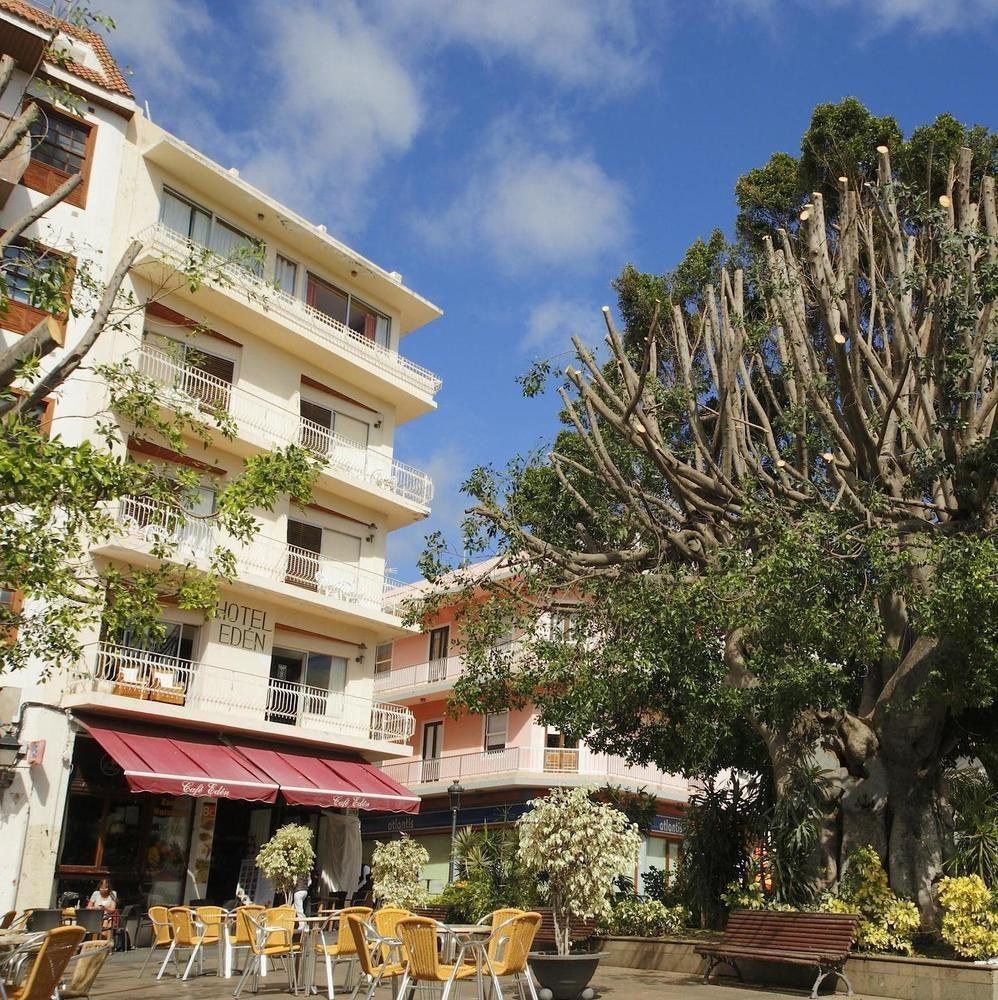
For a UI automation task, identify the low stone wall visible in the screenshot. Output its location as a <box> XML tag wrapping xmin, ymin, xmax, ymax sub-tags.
<box><xmin>597</xmin><ymin>934</ymin><xmax>998</xmax><ymax>1000</ymax></box>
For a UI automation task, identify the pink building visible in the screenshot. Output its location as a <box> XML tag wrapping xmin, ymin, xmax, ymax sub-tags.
<box><xmin>367</xmin><ymin>571</ymin><xmax>689</xmax><ymax>892</ymax></box>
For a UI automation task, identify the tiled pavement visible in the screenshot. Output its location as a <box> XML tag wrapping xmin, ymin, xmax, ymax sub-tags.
<box><xmin>91</xmin><ymin>948</ymin><xmax>880</xmax><ymax>998</ymax></box>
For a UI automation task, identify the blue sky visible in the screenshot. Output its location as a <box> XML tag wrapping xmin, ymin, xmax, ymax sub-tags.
<box><xmin>101</xmin><ymin>0</ymin><xmax>998</xmax><ymax>581</ymax></box>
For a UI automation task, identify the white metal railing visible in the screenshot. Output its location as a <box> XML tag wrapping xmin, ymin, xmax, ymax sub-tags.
<box><xmin>137</xmin><ymin>344</ymin><xmax>434</xmax><ymax>507</ymax></box>
<box><xmin>112</xmin><ymin>496</ymin><xmax>404</xmax><ymax>615</ymax></box>
<box><xmin>374</xmin><ymin>655</ymin><xmax>465</xmax><ymax>692</ymax></box>
<box><xmin>74</xmin><ymin>642</ymin><xmax>415</xmax><ymax>743</ymax></box>
<box><xmin>381</xmin><ymin>745</ymin><xmax>688</xmax><ymax>796</ymax></box>
<box><xmin>140</xmin><ymin>223</ymin><xmax>442</xmax><ymax>397</ymax></box>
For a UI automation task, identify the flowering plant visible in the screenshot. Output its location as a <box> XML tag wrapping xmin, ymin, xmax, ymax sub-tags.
<box><xmin>371</xmin><ymin>835</ymin><xmax>429</xmax><ymax>909</ymax></box>
<box><xmin>607</xmin><ymin>898</ymin><xmax>687</xmax><ymax>937</ymax></box>
<box><xmin>937</xmin><ymin>875</ymin><xmax>998</xmax><ymax>959</ymax></box>
<box><xmin>255</xmin><ymin>824</ymin><xmax>315</xmax><ymax>902</ymax></box>
<box><xmin>517</xmin><ymin>786</ymin><xmax>641</xmax><ymax>954</ymax></box>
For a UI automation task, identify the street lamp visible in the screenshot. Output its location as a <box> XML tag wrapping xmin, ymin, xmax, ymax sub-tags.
<box><xmin>448</xmin><ymin>779</ymin><xmax>464</xmax><ymax>883</ymax></box>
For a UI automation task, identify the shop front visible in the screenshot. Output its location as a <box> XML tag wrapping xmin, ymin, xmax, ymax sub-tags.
<box><xmin>56</xmin><ymin>714</ymin><xmax>419</xmax><ymax>909</ymax></box>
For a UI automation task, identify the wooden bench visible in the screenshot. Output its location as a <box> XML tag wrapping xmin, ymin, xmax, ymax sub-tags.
<box><xmin>695</xmin><ymin>909</ymin><xmax>861</xmax><ymax>999</ymax></box>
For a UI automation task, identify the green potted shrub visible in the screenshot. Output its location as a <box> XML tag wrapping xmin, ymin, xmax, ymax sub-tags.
<box><xmin>255</xmin><ymin>823</ymin><xmax>315</xmax><ymax>904</ymax></box>
<box><xmin>517</xmin><ymin>786</ymin><xmax>641</xmax><ymax>999</ymax></box>
<box><xmin>371</xmin><ymin>834</ymin><xmax>429</xmax><ymax>908</ymax></box>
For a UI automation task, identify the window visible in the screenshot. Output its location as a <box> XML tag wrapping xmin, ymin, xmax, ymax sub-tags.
<box><xmin>29</xmin><ymin>105</ymin><xmax>90</xmax><ymax>175</ymax></box>
<box><xmin>2</xmin><ymin>240</ymin><xmax>67</xmax><ymax>312</ymax></box>
<box><xmin>428</xmin><ymin>626</ymin><xmax>449</xmax><ymax>662</ymax></box>
<box><xmin>268</xmin><ymin>647</ymin><xmax>348</xmax><ymax>724</ymax></box>
<box><xmin>306</xmin><ymin>273</ymin><xmax>348</xmax><ymax>325</ymax></box>
<box><xmin>160</xmin><ymin>188</ymin><xmax>264</xmax><ymax>275</ymax></box>
<box><xmin>347</xmin><ymin>297</ymin><xmax>391</xmax><ymax>348</ymax></box>
<box><xmin>306</xmin><ymin>273</ymin><xmax>392</xmax><ymax>349</ymax></box>
<box><xmin>161</xmin><ymin>188</ymin><xmax>211</xmax><ymax>244</ymax></box>
<box><xmin>544</xmin><ymin>727</ymin><xmax>579</xmax><ymax>773</ymax></box>
<box><xmin>119</xmin><ymin>620</ymin><xmax>199</xmax><ymax>662</ymax></box>
<box><xmin>146</xmin><ymin>334</ymin><xmax>235</xmax><ymax>409</ymax></box>
<box><xmin>546</xmin><ymin>607</ymin><xmax>579</xmax><ymax>641</ymax></box>
<box><xmin>375</xmin><ymin>642</ymin><xmax>393</xmax><ymax>675</ymax></box>
<box><xmin>275</xmin><ymin>254</ymin><xmax>297</xmax><ymax>295</ymax></box>
<box><xmin>484</xmin><ymin>712</ymin><xmax>508</xmax><ymax>752</ymax></box>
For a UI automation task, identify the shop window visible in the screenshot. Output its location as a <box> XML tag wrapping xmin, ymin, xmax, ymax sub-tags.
<box><xmin>375</xmin><ymin>642</ymin><xmax>393</xmax><ymax>675</ymax></box>
<box><xmin>484</xmin><ymin>711</ymin><xmax>508</xmax><ymax>753</ymax></box>
<box><xmin>24</xmin><ymin>101</ymin><xmax>95</xmax><ymax>209</ymax></box>
<box><xmin>59</xmin><ymin>795</ymin><xmax>104</xmax><ymax>867</ymax></box>
<box><xmin>100</xmin><ymin>802</ymin><xmax>143</xmax><ymax>870</ymax></box>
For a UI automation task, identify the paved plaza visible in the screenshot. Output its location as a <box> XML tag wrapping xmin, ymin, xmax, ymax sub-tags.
<box><xmin>90</xmin><ymin>949</ymin><xmax>878</xmax><ymax>999</ymax></box>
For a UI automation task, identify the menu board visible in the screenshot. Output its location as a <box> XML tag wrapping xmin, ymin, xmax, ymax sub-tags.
<box><xmin>187</xmin><ymin>798</ymin><xmax>217</xmax><ymax>900</ymax></box>
<box><xmin>146</xmin><ymin>796</ymin><xmax>193</xmax><ymax>904</ymax></box>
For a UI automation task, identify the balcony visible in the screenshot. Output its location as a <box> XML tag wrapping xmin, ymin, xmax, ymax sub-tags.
<box><xmin>134</xmin><ymin>224</ymin><xmax>442</xmax><ymax>421</ymax></box>
<box><xmin>66</xmin><ymin>642</ymin><xmax>415</xmax><ymax>747</ymax></box>
<box><xmin>99</xmin><ymin>496</ymin><xmax>406</xmax><ymax>626</ymax></box>
<box><xmin>374</xmin><ymin>655</ymin><xmax>464</xmax><ymax>696</ymax></box>
<box><xmin>381</xmin><ymin>746</ymin><xmax>688</xmax><ymax>800</ymax></box>
<box><xmin>135</xmin><ymin>344</ymin><xmax>433</xmax><ymax>523</ymax></box>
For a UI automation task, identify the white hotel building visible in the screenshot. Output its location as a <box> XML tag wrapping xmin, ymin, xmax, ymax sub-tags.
<box><xmin>0</xmin><ymin>1</ymin><xmax>436</xmax><ymax>911</ymax></box>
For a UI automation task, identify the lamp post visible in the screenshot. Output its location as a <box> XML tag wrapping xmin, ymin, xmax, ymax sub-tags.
<box><xmin>447</xmin><ymin>779</ymin><xmax>464</xmax><ymax>883</ymax></box>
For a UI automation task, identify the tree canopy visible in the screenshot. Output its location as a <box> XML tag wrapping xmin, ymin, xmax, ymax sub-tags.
<box><xmin>415</xmin><ymin>99</ymin><xmax>998</xmax><ymax>919</ymax></box>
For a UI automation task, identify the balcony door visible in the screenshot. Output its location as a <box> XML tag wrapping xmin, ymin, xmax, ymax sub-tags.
<box><xmin>268</xmin><ymin>647</ymin><xmax>347</xmax><ymax>727</ymax></box>
<box><xmin>544</xmin><ymin>728</ymin><xmax>579</xmax><ymax>773</ymax></box>
<box><xmin>286</xmin><ymin>519</ymin><xmax>323</xmax><ymax>589</ymax></box>
<box><xmin>427</xmin><ymin>626</ymin><xmax>449</xmax><ymax>681</ymax></box>
<box><xmin>306</xmin><ymin>273</ymin><xmax>349</xmax><ymax>326</ymax></box>
<box><xmin>421</xmin><ymin>720</ymin><xmax>443</xmax><ymax>782</ymax></box>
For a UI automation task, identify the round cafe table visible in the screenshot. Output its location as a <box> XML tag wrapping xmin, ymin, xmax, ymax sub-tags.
<box><xmin>295</xmin><ymin>913</ymin><xmax>337</xmax><ymax>996</ymax></box>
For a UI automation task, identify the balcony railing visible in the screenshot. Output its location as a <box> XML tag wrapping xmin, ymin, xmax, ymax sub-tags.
<box><xmin>374</xmin><ymin>655</ymin><xmax>465</xmax><ymax>693</ymax></box>
<box><xmin>381</xmin><ymin>746</ymin><xmax>688</xmax><ymax>796</ymax></box>
<box><xmin>139</xmin><ymin>223</ymin><xmax>442</xmax><ymax>398</ymax></box>
<box><xmin>136</xmin><ymin>344</ymin><xmax>433</xmax><ymax>507</ymax></box>
<box><xmin>73</xmin><ymin>642</ymin><xmax>414</xmax><ymax>743</ymax></box>
<box><xmin>112</xmin><ymin>496</ymin><xmax>404</xmax><ymax>615</ymax></box>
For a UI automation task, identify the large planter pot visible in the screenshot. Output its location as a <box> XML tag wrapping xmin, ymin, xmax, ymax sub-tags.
<box><xmin>528</xmin><ymin>953</ymin><xmax>603</xmax><ymax>1000</ymax></box>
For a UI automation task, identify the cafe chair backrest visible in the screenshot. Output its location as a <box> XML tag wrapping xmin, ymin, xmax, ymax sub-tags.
<box><xmin>61</xmin><ymin>939</ymin><xmax>112</xmax><ymax>998</ymax></box>
<box><xmin>373</xmin><ymin>906</ymin><xmax>410</xmax><ymax>941</ymax></box>
<box><xmin>397</xmin><ymin>917</ymin><xmax>445</xmax><ymax>980</ymax></box>
<box><xmin>26</xmin><ymin>908</ymin><xmax>64</xmax><ymax>932</ymax></box>
<box><xmin>491</xmin><ymin>912</ymin><xmax>542</xmax><ymax>976</ymax></box>
<box><xmin>0</xmin><ymin>910</ymin><xmax>15</xmax><ymax>929</ymax></box>
<box><xmin>259</xmin><ymin>907</ymin><xmax>295</xmax><ymax>952</ymax></box>
<box><xmin>73</xmin><ymin>909</ymin><xmax>105</xmax><ymax>936</ymax></box>
<box><xmin>148</xmin><ymin>905</ymin><xmax>172</xmax><ymax>946</ymax></box>
<box><xmin>167</xmin><ymin>907</ymin><xmax>199</xmax><ymax>947</ymax></box>
<box><xmin>334</xmin><ymin>906</ymin><xmax>373</xmax><ymax>954</ymax></box>
<box><xmin>195</xmin><ymin>905</ymin><xmax>224</xmax><ymax>939</ymax></box>
<box><xmin>346</xmin><ymin>915</ymin><xmax>378</xmax><ymax>976</ymax></box>
<box><xmin>233</xmin><ymin>905</ymin><xmax>265</xmax><ymax>946</ymax></box>
<box><xmin>485</xmin><ymin>908</ymin><xmax>524</xmax><ymax>960</ymax></box>
<box><xmin>15</xmin><ymin>925</ymin><xmax>86</xmax><ymax>1000</ymax></box>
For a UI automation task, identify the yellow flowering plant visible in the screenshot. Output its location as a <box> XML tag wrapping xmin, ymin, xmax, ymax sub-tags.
<box><xmin>937</xmin><ymin>876</ymin><xmax>998</xmax><ymax>959</ymax></box>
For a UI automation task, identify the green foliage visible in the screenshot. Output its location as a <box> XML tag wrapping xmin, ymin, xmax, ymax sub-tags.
<box><xmin>517</xmin><ymin>786</ymin><xmax>641</xmax><ymax>954</ymax></box>
<box><xmin>819</xmin><ymin>847</ymin><xmax>919</xmax><ymax>955</ymax></box>
<box><xmin>597</xmin><ymin>785</ymin><xmax>658</xmax><ymax>832</ymax></box>
<box><xmin>451</xmin><ymin>821</ymin><xmax>539</xmax><ymax>914</ymax></box>
<box><xmin>371</xmin><ymin>836</ymin><xmax>429</xmax><ymax>909</ymax></box>
<box><xmin>937</xmin><ymin>875</ymin><xmax>998</xmax><ymax>959</ymax></box>
<box><xmin>431</xmin><ymin>876</ymin><xmax>499</xmax><ymax>924</ymax></box>
<box><xmin>947</xmin><ymin>769</ymin><xmax>998</xmax><ymax>885</ymax></box>
<box><xmin>255</xmin><ymin>824</ymin><xmax>315</xmax><ymax>901</ymax></box>
<box><xmin>605</xmin><ymin>898</ymin><xmax>687</xmax><ymax>938</ymax></box>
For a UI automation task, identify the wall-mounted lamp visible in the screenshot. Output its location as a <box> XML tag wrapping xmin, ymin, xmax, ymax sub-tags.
<box><xmin>0</xmin><ymin>733</ymin><xmax>23</xmax><ymax>790</ymax></box>
<box><xmin>373</xmin><ymin>418</ymin><xmax>383</xmax><ymax>429</ymax></box>
<box><xmin>355</xmin><ymin>643</ymin><xmax>367</xmax><ymax>664</ymax></box>
<box><xmin>366</xmin><ymin>524</ymin><xmax>377</xmax><ymax>543</ymax></box>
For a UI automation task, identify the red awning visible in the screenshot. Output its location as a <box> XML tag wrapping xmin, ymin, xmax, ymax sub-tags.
<box><xmin>231</xmin><ymin>743</ymin><xmax>421</xmax><ymax>814</ymax></box>
<box><xmin>79</xmin><ymin>718</ymin><xmax>279</xmax><ymax>803</ymax></box>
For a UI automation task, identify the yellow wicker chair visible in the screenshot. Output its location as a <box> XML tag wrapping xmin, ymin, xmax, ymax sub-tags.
<box><xmin>396</xmin><ymin>916</ymin><xmax>478</xmax><ymax>1000</ymax></box>
<box><xmin>6</xmin><ymin>925</ymin><xmax>85</xmax><ymax>1000</ymax></box>
<box><xmin>138</xmin><ymin>905</ymin><xmax>172</xmax><ymax>977</ymax></box>
<box><xmin>485</xmin><ymin>912</ymin><xmax>542</xmax><ymax>1000</ymax></box>
<box><xmin>60</xmin><ymin>939</ymin><xmax>113</xmax><ymax>999</ymax></box>
<box><xmin>313</xmin><ymin>905</ymin><xmax>372</xmax><ymax>996</ymax></box>
<box><xmin>233</xmin><ymin>906</ymin><xmax>299</xmax><ymax>997</ymax></box>
<box><xmin>346</xmin><ymin>914</ymin><xmax>405</xmax><ymax>1000</ymax></box>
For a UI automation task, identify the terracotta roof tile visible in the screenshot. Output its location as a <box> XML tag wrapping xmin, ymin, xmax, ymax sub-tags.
<box><xmin>0</xmin><ymin>0</ymin><xmax>133</xmax><ymax>99</ymax></box>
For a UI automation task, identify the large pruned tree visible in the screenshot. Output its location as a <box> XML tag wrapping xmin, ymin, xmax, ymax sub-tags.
<box><xmin>418</xmin><ymin>101</ymin><xmax>998</xmax><ymax>921</ymax></box>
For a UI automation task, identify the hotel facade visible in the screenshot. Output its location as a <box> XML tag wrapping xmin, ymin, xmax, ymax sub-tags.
<box><xmin>0</xmin><ymin>1</ymin><xmax>439</xmax><ymax>912</ymax></box>
<box><xmin>366</xmin><ymin>571</ymin><xmax>689</xmax><ymax>894</ymax></box>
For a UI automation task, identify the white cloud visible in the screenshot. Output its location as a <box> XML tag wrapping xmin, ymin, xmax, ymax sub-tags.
<box><xmin>723</xmin><ymin>0</ymin><xmax>998</xmax><ymax>32</ymax></box>
<box><xmin>389</xmin><ymin>0</ymin><xmax>652</xmax><ymax>93</ymax></box>
<box><xmin>523</xmin><ymin>298</ymin><xmax>603</xmax><ymax>354</ymax></box>
<box><xmin>417</xmin><ymin>122</ymin><xmax>631</xmax><ymax>271</ymax></box>
<box><xmin>386</xmin><ymin>440</ymin><xmax>470</xmax><ymax>579</ymax></box>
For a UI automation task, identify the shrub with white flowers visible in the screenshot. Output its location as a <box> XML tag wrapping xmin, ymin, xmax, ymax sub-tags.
<box><xmin>371</xmin><ymin>835</ymin><xmax>429</xmax><ymax>909</ymax></box>
<box><xmin>517</xmin><ymin>786</ymin><xmax>642</xmax><ymax>955</ymax></box>
<box><xmin>256</xmin><ymin>823</ymin><xmax>315</xmax><ymax>903</ymax></box>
